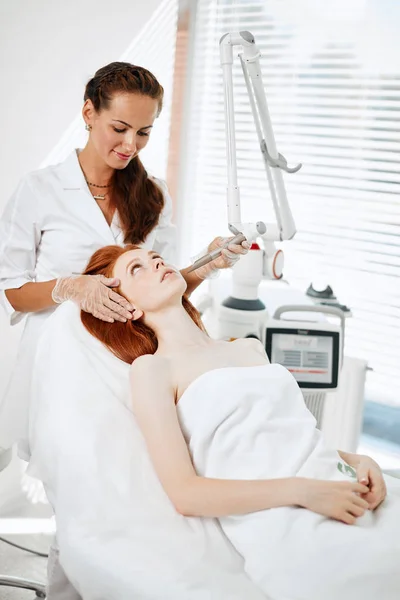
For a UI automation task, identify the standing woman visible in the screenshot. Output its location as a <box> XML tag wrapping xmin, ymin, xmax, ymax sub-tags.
<box><xmin>0</xmin><ymin>62</ymin><xmax>248</xmax><ymax>599</ymax></box>
<box><xmin>0</xmin><ymin>61</ymin><xmax>248</xmax><ymax>457</ymax></box>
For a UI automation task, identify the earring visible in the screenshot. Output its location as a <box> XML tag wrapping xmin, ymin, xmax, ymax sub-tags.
<box><xmin>85</xmin><ymin>123</ymin><xmax>92</xmax><ymax>132</ymax></box>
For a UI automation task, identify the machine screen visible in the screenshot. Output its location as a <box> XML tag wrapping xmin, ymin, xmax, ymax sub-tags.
<box><xmin>266</xmin><ymin>328</ymin><xmax>339</xmax><ymax>388</ymax></box>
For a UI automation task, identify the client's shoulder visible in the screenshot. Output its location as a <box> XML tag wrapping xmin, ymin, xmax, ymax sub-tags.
<box><xmin>131</xmin><ymin>353</ymin><xmax>171</xmax><ymax>377</ymax></box>
<box><xmin>233</xmin><ymin>337</ymin><xmax>268</xmax><ymax>357</ymax></box>
<box><xmin>130</xmin><ymin>354</ymin><xmax>174</xmax><ymax>396</ymax></box>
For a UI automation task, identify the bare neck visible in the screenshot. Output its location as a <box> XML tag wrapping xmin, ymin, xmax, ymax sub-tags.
<box><xmin>148</xmin><ymin>304</ymin><xmax>213</xmax><ymax>355</ymax></box>
<box><xmin>78</xmin><ymin>145</ymin><xmax>114</xmax><ymax>187</ymax></box>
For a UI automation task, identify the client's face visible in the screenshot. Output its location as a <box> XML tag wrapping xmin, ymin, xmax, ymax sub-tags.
<box><xmin>113</xmin><ymin>248</ymin><xmax>187</xmax><ymax>318</ymax></box>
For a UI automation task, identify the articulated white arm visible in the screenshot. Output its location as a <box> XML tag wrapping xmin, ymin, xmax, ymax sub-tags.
<box><xmin>220</xmin><ymin>31</ymin><xmax>301</xmax><ymax>243</ymax></box>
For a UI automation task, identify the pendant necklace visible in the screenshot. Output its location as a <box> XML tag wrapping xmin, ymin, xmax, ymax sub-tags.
<box><xmin>85</xmin><ymin>179</ymin><xmax>111</xmax><ymax>201</ymax></box>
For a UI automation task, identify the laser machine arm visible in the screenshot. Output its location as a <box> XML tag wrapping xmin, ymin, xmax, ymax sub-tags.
<box><xmin>220</xmin><ymin>30</ymin><xmax>301</xmax><ymax>280</ymax></box>
<box><xmin>203</xmin><ymin>32</ymin><xmax>352</xmax><ymax>412</ymax></box>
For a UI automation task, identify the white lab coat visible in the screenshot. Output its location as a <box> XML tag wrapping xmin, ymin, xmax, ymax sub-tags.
<box><xmin>0</xmin><ymin>149</ymin><xmax>177</xmax><ymax>459</ymax></box>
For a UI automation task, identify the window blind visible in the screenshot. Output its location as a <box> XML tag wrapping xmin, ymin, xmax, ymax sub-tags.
<box><xmin>179</xmin><ymin>0</ymin><xmax>400</xmax><ymax>406</ymax></box>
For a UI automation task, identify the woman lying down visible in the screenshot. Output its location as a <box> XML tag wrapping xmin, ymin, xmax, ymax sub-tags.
<box><xmin>81</xmin><ymin>244</ymin><xmax>400</xmax><ymax>600</ymax></box>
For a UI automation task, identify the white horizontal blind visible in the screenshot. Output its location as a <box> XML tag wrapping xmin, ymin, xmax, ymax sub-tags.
<box><xmin>41</xmin><ymin>0</ymin><xmax>178</xmax><ymax>178</ymax></box>
<box><xmin>180</xmin><ymin>0</ymin><xmax>400</xmax><ymax>406</ymax></box>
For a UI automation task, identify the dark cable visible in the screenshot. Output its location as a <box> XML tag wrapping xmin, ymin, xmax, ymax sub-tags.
<box><xmin>0</xmin><ymin>535</ymin><xmax>49</xmax><ymax>558</ymax></box>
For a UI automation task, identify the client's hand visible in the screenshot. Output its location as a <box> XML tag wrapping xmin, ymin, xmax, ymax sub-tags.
<box><xmin>52</xmin><ymin>274</ymin><xmax>133</xmax><ymax>323</ymax></box>
<box><xmin>195</xmin><ymin>236</ymin><xmax>250</xmax><ymax>280</ymax></box>
<box><xmin>300</xmin><ymin>479</ymin><xmax>370</xmax><ymax>525</ymax></box>
<box><xmin>356</xmin><ymin>455</ymin><xmax>387</xmax><ymax>510</ymax></box>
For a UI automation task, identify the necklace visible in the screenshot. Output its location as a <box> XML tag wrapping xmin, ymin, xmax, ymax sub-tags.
<box><xmin>85</xmin><ymin>180</ymin><xmax>111</xmax><ymax>188</ymax></box>
<box><xmin>85</xmin><ymin>179</ymin><xmax>111</xmax><ymax>201</ymax></box>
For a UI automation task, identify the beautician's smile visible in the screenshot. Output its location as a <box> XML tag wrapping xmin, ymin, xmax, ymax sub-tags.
<box><xmin>114</xmin><ymin>150</ymin><xmax>132</xmax><ymax>161</ymax></box>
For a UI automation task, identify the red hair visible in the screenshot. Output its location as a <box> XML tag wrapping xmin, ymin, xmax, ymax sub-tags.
<box><xmin>81</xmin><ymin>245</ymin><xmax>207</xmax><ymax>364</ymax></box>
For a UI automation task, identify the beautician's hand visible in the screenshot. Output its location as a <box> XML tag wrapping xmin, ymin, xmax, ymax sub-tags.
<box><xmin>356</xmin><ymin>455</ymin><xmax>387</xmax><ymax>510</ymax></box>
<box><xmin>195</xmin><ymin>236</ymin><xmax>250</xmax><ymax>280</ymax></box>
<box><xmin>300</xmin><ymin>479</ymin><xmax>370</xmax><ymax>525</ymax></box>
<box><xmin>52</xmin><ymin>275</ymin><xmax>133</xmax><ymax>323</ymax></box>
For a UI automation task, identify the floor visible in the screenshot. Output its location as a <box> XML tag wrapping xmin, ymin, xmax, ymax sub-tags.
<box><xmin>0</xmin><ymin>476</ymin><xmax>53</xmax><ymax>600</ymax></box>
<box><xmin>0</xmin><ymin>533</ymin><xmax>49</xmax><ymax>600</ymax></box>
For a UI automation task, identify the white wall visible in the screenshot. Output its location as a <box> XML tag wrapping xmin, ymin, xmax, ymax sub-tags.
<box><xmin>0</xmin><ymin>0</ymin><xmax>166</xmax><ymax>198</ymax></box>
<box><xmin>0</xmin><ymin>0</ymin><xmax>165</xmax><ymax>407</ymax></box>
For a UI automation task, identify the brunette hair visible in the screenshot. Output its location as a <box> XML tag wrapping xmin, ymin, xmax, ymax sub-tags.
<box><xmin>84</xmin><ymin>62</ymin><xmax>165</xmax><ymax>244</ymax></box>
<box><xmin>81</xmin><ymin>245</ymin><xmax>207</xmax><ymax>364</ymax></box>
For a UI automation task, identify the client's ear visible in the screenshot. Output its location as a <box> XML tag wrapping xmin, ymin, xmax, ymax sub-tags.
<box><xmin>132</xmin><ymin>308</ymin><xmax>143</xmax><ymax>321</ymax></box>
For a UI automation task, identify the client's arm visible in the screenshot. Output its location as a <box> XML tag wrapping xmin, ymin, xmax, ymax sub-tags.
<box><xmin>130</xmin><ymin>356</ymin><xmax>370</xmax><ymax>524</ymax></box>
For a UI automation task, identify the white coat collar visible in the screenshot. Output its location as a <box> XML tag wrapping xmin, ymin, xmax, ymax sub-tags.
<box><xmin>57</xmin><ymin>149</ymin><xmax>117</xmax><ymax>245</ymax></box>
<box><xmin>58</xmin><ymin>149</ymin><xmax>88</xmax><ymax>190</ymax></box>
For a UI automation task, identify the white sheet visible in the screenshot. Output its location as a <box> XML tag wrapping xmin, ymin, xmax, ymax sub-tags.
<box><xmin>27</xmin><ymin>302</ymin><xmax>266</xmax><ymax>600</ymax></box>
<box><xmin>177</xmin><ymin>363</ymin><xmax>400</xmax><ymax>600</ymax></box>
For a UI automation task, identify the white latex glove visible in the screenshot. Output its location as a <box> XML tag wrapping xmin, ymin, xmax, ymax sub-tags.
<box><xmin>194</xmin><ymin>236</ymin><xmax>250</xmax><ymax>280</ymax></box>
<box><xmin>52</xmin><ymin>275</ymin><xmax>133</xmax><ymax>323</ymax></box>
